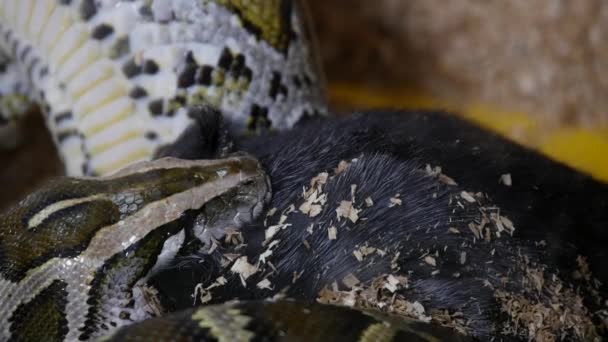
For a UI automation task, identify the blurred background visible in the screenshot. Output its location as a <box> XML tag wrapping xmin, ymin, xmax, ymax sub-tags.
<box><xmin>1</xmin><ymin>1</ymin><xmax>607</xmax><ymax>209</ymax></box>
<box><xmin>307</xmin><ymin>0</ymin><xmax>608</xmax><ymax>182</ymax></box>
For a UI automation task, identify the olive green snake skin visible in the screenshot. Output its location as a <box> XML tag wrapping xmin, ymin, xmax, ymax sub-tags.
<box><xmin>0</xmin><ymin>155</ymin><xmax>271</xmax><ymax>341</ymax></box>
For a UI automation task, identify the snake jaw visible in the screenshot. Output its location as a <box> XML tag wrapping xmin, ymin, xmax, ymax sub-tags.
<box><xmin>0</xmin><ymin>154</ymin><xmax>271</xmax><ymax>340</ymax></box>
<box><xmin>192</xmin><ymin>161</ymin><xmax>271</xmax><ymax>253</ymax></box>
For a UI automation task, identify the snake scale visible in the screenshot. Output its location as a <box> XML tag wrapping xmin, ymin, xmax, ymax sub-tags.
<box><xmin>0</xmin><ymin>0</ymin><xmax>326</xmax><ymax>176</ymax></box>
<box><xmin>0</xmin><ymin>155</ymin><xmax>271</xmax><ymax>341</ymax></box>
<box><xmin>0</xmin><ymin>0</ymin><xmax>449</xmax><ymax>340</ymax></box>
<box><xmin>1</xmin><ymin>1</ymin><xmax>607</xmax><ymax>342</ymax></box>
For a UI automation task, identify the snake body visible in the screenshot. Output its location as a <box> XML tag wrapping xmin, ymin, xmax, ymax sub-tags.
<box><xmin>0</xmin><ymin>155</ymin><xmax>270</xmax><ymax>341</ymax></box>
<box><xmin>104</xmin><ymin>301</ymin><xmax>473</xmax><ymax>341</ymax></box>
<box><xmin>1</xmin><ymin>1</ymin><xmax>606</xmax><ymax>341</ymax></box>
<box><xmin>0</xmin><ymin>0</ymin><xmax>326</xmax><ymax>176</ymax></box>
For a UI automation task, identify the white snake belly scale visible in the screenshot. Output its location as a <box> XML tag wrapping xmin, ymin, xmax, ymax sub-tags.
<box><xmin>0</xmin><ymin>0</ymin><xmax>326</xmax><ymax>176</ymax></box>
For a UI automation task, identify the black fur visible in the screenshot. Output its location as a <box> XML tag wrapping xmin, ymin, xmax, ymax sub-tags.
<box><xmin>154</xmin><ymin>106</ymin><xmax>232</xmax><ymax>160</ymax></box>
<box><xmin>152</xmin><ymin>111</ymin><xmax>608</xmax><ymax>340</ymax></box>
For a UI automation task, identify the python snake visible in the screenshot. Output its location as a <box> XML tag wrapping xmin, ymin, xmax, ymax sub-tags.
<box><xmin>0</xmin><ymin>0</ymin><xmax>326</xmax><ymax>176</ymax></box>
<box><xmin>0</xmin><ymin>1</ymin><xmax>442</xmax><ymax>340</ymax></box>
<box><xmin>0</xmin><ymin>155</ymin><xmax>270</xmax><ymax>340</ymax></box>
<box><xmin>1</xmin><ymin>1</ymin><xmax>605</xmax><ymax>341</ymax></box>
<box><xmin>0</xmin><ymin>151</ymin><xmax>470</xmax><ymax>341</ymax></box>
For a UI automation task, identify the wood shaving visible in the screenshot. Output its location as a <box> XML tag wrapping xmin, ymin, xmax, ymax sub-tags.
<box><xmin>350</xmin><ymin>184</ymin><xmax>357</xmax><ymax>202</ymax></box>
<box><xmin>292</xmin><ymin>271</ymin><xmax>303</xmax><ymax>284</ymax></box>
<box><xmin>425</xmin><ymin>164</ymin><xmax>442</xmax><ymax>177</ymax></box>
<box><xmin>488</xmin><ymin>213</ymin><xmax>516</xmax><ymax>237</ymax></box>
<box><xmin>192</xmin><ymin>276</ymin><xmax>227</xmax><ymax>305</ymax></box>
<box><xmin>207</xmin><ymin>240</ymin><xmax>219</xmax><ymax>254</ymax></box>
<box><xmin>493</xmin><ymin>256</ymin><xmax>601</xmax><ymax>341</ymax></box>
<box><xmin>309</xmin><ymin>172</ymin><xmax>328</xmax><ymax>188</ymax></box>
<box><xmin>317</xmin><ymin>274</ymin><xmax>470</xmax><ymax>332</ymax></box>
<box><xmin>460</xmin><ymin>191</ymin><xmax>476</xmax><ymax>203</ymax></box>
<box><xmin>332</xmin><ymin>281</ymin><xmax>339</xmax><ymax>292</ymax></box>
<box><xmin>360</xmin><ymin>245</ymin><xmax>376</xmax><ymax>256</ymax></box>
<box><xmin>328</xmin><ymin>226</ymin><xmax>338</xmax><ymax>240</ymax></box>
<box><xmin>342</xmin><ymin>273</ymin><xmax>361</xmax><ymax>288</ymax></box>
<box><xmin>425</xmin><ymin>164</ymin><xmax>458</xmax><ymax>185</ymax></box>
<box><xmin>220</xmin><ymin>253</ymin><xmax>240</xmax><ymax>268</ymax></box>
<box><xmin>353</xmin><ymin>249</ymin><xmax>363</xmax><ymax>262</ymax></box>
<box><xmin>424</xmin><ymin>255</ymin><xmax>437</xmax><ymax>267</ymax></box>
<box><xmin>365</xmin><ymin>197</ymin><xmax>374</xmax><ymax>207</ymax></box>
<box><xmin>499</xmin><ymin>215</ymin><xmax>515</xmax><ymax>233</ymax></box>
<box><xmin>230</xmin><ymin>256</ymin><xmax>259</xmax><ymax>285</ymax></box>
<box><xmin>390</xmin><ymin>252</ymin><xmax>400</xmax><ymax>270</ymax></box>
<box><xmin>336</xmin><ymin>200</ymin><xmax>360</xmax><ymax>223</ymax></box>
<box><xmin>259</xmin><ymin>240</ymin><xmax>279</xmax><ymax>264</ymax></box>
<box><xmin>301</xmin><ymin>173</ymin><xmax>328</xmax><ymax>202</ymax></box>
<box><xmin>224</xmin><ymin>228</ymin><xmax>243</xmax><ymax>246</ymax></box>
<box><xmin>259</xmin><ymin>249</ymin><xmax>273</xmax><ymax>264</ymax></box>
<box><xmin>263</xmin><ymin>207</ymin><xmax>277</xmax><ymax>226</ymax></box>
<box><xmin>431</xmin><ymin>309</ymin><xmax>470</xmax><ymax>336</ymax></box>
<box><xmin>267</xmin><ymin>261</ymin><xmax>278</xmax><ymax>274</ymax></box>
<box><xmin>302</xmin><ymin>239</ymin><xmax>311</xmax><ymax>250</ymax></box>
<box><xmin>439</xmin><ymin>174</ymin><xmax>458</xmax><ymax>186</ymax></box>
<box><xmin>278</xmin><ymin>205</ymin><xmax>296</xmax><ymax>224</ymax></box>
<box><xmin>263</xmin><ymin>223</ymin><xmax>291</xmax><ymax>244</ymax></box>
<box><xmin>193</xmin><ymin>283</ymin><xmax>212</xmax><ymax>304</ymax></box>
<box><xmin>384</xmin><ymin>275</ymin><xmax>401</xmax><ymax>293</ymax></box>
<box><xmin>266</xmin><ymin>208</ymin><xmax>277</xmax><ymax>217</ymax></box>
<box><xmin>256</xmin><ymin>278</ymin><xmax>273</xmax><ymax>290</ymax></box>
<box><xmin>448</xmin><ymin>227</ymin><xmax>461</xmax><ymax>234</ymax></box>
<box><xmin>299</xmin><ymin>185</ymin><xmax>327</xmax><ymax>218</ymax></box>
<box><xmin>529</xmin><ymin>269</ymin><xmax>544</xmax><ymax>293</ymax></box>
<box><xmin>395</xmin><ymin>300</ymin><xmax>432</xmax><ymax>322</ymax></box>
<box><xmin>299</xmin><ymin>201</ymin><xmax>323</xmax><ymax>217</ymax></box>
<box><xmin>389</xmin><ymin>194</ymin><xmax>402</xmax><ymax>207</ymax></box>
<box><xmin>306</xmin><ymin>223</ymin><xmax>314</xmax><ymax>234</ymax></box>
<box><xmin>573</xmin><ymin>255</ymin><xmax>593</xmax><ymax>281</ymax></box>
<box><xmin>500</xmin><ymin>173</ymin><xmax>513</xmax><ymax>186</ymax></box>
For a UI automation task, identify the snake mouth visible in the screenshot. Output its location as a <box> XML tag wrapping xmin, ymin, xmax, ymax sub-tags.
<box><xmin>190</xmin><ymin>161</ymin><xmax>271</xmax><ymax>253</ymax></box>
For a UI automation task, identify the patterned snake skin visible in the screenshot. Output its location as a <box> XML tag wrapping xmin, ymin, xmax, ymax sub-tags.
<box><xmin>0</xmin><ymin>155</ymin><xmax>271</xmax><ymax>341</ymax></box>
<box><xmin>104</xmin><ymin>301</ymin><xmax>474</xmax><ymax>341</ymax></box>
<box><xmin>0</xmin><ymin>1</ymin><xmax>433</xmax><ymax>340</ymax></box>
<box><xmin>5</xmin><ymin>1</ymin><xmax>604</xmax><ymax>341</ymax></box>
<box><xmin>0</xmin><ymin>0</ymin><xmax>326</xmax><ymax>176</ymax></box>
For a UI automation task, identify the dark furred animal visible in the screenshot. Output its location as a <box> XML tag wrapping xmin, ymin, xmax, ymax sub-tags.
<box><xmin>152</xmin><ymin>111</ymin><xmax>608</xmax><ymax>340</ymax></box>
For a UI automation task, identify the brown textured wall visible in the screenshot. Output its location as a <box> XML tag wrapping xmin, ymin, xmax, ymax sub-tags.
<box><xmin>308</xmin><ymin>0</ymin><xmax>608</xmax><ymax>127</ymax></box>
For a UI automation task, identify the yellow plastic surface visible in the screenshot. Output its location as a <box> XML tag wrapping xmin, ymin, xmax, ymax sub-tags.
<box><xmin>329</xmin><ymin>83</ymin><xmax>608</xmax><ymax>183</ymax></box>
